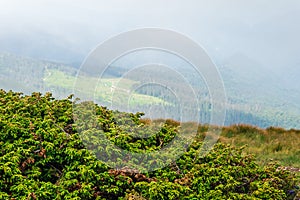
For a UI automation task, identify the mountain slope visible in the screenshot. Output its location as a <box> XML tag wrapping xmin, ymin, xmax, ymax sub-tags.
<box><xmin>0</xmin><ymin>52</ymin><xmax>300</xmax><ymax>129</ymax></box>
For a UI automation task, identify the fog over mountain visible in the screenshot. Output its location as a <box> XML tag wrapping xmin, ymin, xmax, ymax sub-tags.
<box><xmin>0</xmin><ymin>0</ymin><xmax>299</xmax><ymax>128</ymax></box>
<box><xmin>1</xmin><ymin>1</ymin><xmax>299</xmax><ymax>67</ymax></box>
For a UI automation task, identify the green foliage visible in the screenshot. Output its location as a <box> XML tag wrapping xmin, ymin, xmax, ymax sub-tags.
<box><xmin>0</xmin><ymin>90</ymin><xmax>299</xmax><ymax>199</ymax></box>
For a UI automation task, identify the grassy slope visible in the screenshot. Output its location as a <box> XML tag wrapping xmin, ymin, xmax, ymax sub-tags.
<box><xmin>218</xmin><ymin>124</ymin><xmax>300</xmax><ymax>168</ymax></box>
<box><xmin>44</xmin><ymin>68</ymin><xmax>169</xmax><ymax>106</ymax></box>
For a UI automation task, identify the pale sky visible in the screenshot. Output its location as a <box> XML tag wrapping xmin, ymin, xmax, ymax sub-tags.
<box><xmin>0</xmin><ymin>0</ymin><xmax>299</xmax><ymax>72</ymax></box>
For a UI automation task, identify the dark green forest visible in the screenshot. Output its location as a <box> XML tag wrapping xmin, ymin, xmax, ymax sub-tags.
<box><xmin>0</xmin><ymin>90</ymin><xmax>299</xmax><ymax>199</ymax></box>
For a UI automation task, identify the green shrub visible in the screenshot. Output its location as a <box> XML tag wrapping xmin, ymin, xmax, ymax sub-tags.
<box><xmin>0</xmin><ymin>90</ymin><xmax>298</xmax><ymax>199</ymax></box>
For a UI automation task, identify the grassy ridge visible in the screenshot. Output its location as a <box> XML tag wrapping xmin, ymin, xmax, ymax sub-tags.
<box><xmin>219</xmin><ymin>125</ymin><xmax>300</xmax><ymax>168</ymax></box>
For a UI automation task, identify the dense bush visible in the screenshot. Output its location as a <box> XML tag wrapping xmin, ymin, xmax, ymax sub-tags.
<box><xmin>0</xmin><ymin>90</ymin><xmax>299</xmax><ymax>199</ymax></box>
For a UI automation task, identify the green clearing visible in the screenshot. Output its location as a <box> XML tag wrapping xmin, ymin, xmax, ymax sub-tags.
<box><xmin>43</xmin><ymin>69</ymin><xmax>169</xmax><ymax>106</ymax></box>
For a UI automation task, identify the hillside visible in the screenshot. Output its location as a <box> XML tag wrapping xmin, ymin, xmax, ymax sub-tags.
<box><xmin>0</xmin><ymin>90</ymin><xmax>299</xmax><ymax>199</ymax></box>
<box><xmin>0</xmin><ymin>53</ymin><xmax>168</xmax><ymax>108</ymax></box>
<box><xmin>1</xmin><ymin>52</ymin><xmax>300</xmax><ymax>129</ymax></box>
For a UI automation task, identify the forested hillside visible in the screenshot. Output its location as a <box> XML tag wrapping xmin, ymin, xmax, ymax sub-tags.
<box><xmin>1</xmin><ymin>53</ymin><xmax>300</xmax><ymax>129</ymax></box>
<box><xmin>0</xmin><ymin>90</ymin><xmax>299</xmax><ymax>199</ymax></box>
